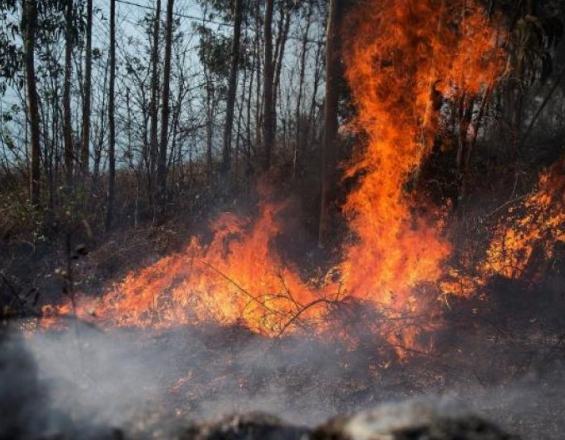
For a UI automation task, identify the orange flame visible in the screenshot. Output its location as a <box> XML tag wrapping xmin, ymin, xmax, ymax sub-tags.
<box><xmin>441</xmin><ymin>161</ymin><xmax>565</xmax><ymax>296</ymax></box>
<box><xmin>482</xmin><ymin>162</ymin><xmax>565</xmax><ymax>281</ymax></box>
<box><xmin>41</xmin><ymin>0</ymin><xmax>509</xmax><ymax>347</ymax></box>
<box><xmin>66</xmin><ymin>197</ymin><xmax>324</xmax><ymax>335</ymax></box>
<box><xmin>338</xmin><ymin>0</ymin><xmax>504</xmax><ymax>307</ymax></box>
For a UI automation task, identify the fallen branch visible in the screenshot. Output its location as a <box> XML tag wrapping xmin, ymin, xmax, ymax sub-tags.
<box><xmin>277</xmin><ymin>298</ymin><xmax>336</xmax><ymax>337</ymax></box>
<box><xmin>199</xmin><ymin>259</ymin><xmax>283</xmax><ymax>316</ymax></box>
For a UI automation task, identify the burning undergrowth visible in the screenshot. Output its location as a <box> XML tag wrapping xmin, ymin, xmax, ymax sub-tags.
<box><xmin>40</xmin><ymin>0</ymin><xmax>513</xmax><ymax>347</ymax></box>
<box><xmin>4</xmin><ymin>0</ymin><xmax>565</xmax><ymax>437</ymax></box>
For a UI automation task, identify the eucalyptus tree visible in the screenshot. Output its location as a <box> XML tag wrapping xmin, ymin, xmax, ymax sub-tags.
<box><xmin>157</xmin><ymin>0</ymin><xmax>175</xmax><ymax>207</ymax></box>
<box><xmin>23</xmin><ymin>0</ymin><xmax>41</xmax><ymax>206</ymax></box>
<box><xmin>262</xmin><ymin>0</ymin><xmax>274</xmax><ymax>170</ymax></box>
<box><xmin>105</xmin><ymin>0</ymin><xmax>116</xmax><ymax>231</ymax></box>
<box><xmin>80</xmin><ymin>0</ymin><xmax>92</xmax><ymax>174</ymax></box>
<box><xmin>221</xmin><ymin>0</ymin><xmax>243</xmax><ymax>177</ymax></box>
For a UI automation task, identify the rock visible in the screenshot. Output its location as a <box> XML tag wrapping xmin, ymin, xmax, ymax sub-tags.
<box><xmin>180</xmin><ymin>412</ymin><xmax>309</xmax><ymax>440</ymax></box>
<box><xmin>312</xmin><ymin>400</ymin><xmax>517</xmax><ymax>440</ymax></box>
<box><xmin>178</xmin><ymin>401</ymin><xmax>516</xmax><ymax>440</ymax></box>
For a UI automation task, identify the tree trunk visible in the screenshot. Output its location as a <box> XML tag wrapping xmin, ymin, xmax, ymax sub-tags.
<box><xmin>149</xmin><ymin>0</ymin><xmax>161</xmax><ymax>197</ymax></box>
<box><xmin>273</xmin><ymin>4</ymin><xmax>291</xmax><ymax>117</ymax></box>
<box><xmin>307</xmin><ymin>37</ymin><xmax>323</xmax><ymax>148</ymax></box>
<box><xmin>105</xmin><ymin>0</ymin><xmax>116</xmax><ymax>231</ymax></box>
<box><xmin>319</xmin><ymin>0</ymin><xmax>341</xmax><ymax>246</ymax></box>
<box><xmin>157</xmin><ymin>0</ymin><xmax>174</xmax><ymax>209</ymax></box>
<box><xmin>80</xmin><ymin>0</ymin><xmax>93</xmax><ymax>174</ymax></box>
<box><xmin>262</xmin><ymin>0</ymin><xmax>275</xmax><ymax>171</ymax></box>
<box><xmin>93</xmin><ymin>53</ymin><xmax>109</xmax><ymax>187</ymax></box>
<box><xmin>63</xmin><ymin>0</ymin><xmax>74</xmax><ymax>188</ymax></box>
<box><xmin>293</xmin><ymin>2</ymin><xmax>313</xmax><ymax>179</ymax></box>
<box><xmin>221</xmin><ymin>0</ymin><xmax>243</xmax><ymax>177</ymax></box>
<box><xmin>23</xmin><ymin>0</ymin><xmax>41</xmax><ymax>207</ymax></box>
<box><xmin>205</xmin><ymin>79</ymin><xmax>214</xmax><ymax>178</ymax></box>
<box><xmin>234</xmin><ymin>65</ymin><xmax>247</xmax><ymax>182</ymax></box>
<box><xmin>245</xmin><ymin>44</ymin><xmax>255</xmax><ymax>177</ymax></box>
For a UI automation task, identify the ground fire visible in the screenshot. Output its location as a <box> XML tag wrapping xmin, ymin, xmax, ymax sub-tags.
<box><xmin>38</xmin><ymin>0</ymin><xmax>533</xmax><ymax>344</ymax></box>
<box><xmin>1</xmin><ymin>0</ymin><xmax>564</xmax><ymax>438</ymax></box>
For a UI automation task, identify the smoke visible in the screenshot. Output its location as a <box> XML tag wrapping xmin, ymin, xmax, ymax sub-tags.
<box><xmin>24</xmin><ymin>326</ymin><xmax>163</xmax><ymax>427</ymax></box>
<box><xmin>0</xmin><ymin>323</ymin><xmax>347</xmax><ymax>438</ymax></box>
<box><xmin>1</xmin><ymin>321</ymin><xmax>564</xmax><ymax>438</ymax></box>
<box><xmin>0</xmin><ymin>328</ymin><xmax>121</xmax><ymax>439</ymax></box>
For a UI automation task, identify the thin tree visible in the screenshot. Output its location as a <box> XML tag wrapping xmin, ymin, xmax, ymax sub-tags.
<box><xmin>105</xmin><ymin>0</ymin><xmax>116</xmax><ymax>231</ymax></box>
<box><xmin>149</xmin><ymin>0</ymin><xmax>162</xmax><ymax>197</ymax></box>
<box><xmin>221</xmin><ymin>0</ymin><xmax>243</xmax><ymax>177</ymax></box>
<box><xmin>319</xmin><ymin>0</ymin><xmax>341</xmax><ymax>246</ymax></box>
<box><xmin>272</xmin><ymin>3</ymin><xmax>291</xmax><ymax>119</ymax></box>
<box><xmin>23</xmin><ymin>0</ymin><xmax>41</xmax><ymax>207</ymax></box>
<box><xmin>157</xmin><ymin>0</ymin><xmax>174</xmax><ymax>207</ymax></box>
<box><xmin>63</xmin><ymin>0</ymin><xmax>74</xmax><ymax>187</ymax></box>
<box><xmin>262</xmin><ymin>0</ymin><xmax>275</xmax><ymax>170</ymax></box>
<box><xmin>80</xmin><ymin>0</ymin><xmax>93</xmax><ymax>174</ymax></box>
<box><xmin>293</xmin><ymin>2</ymin><xmax>313</xmax><ymax>179</ymax></box>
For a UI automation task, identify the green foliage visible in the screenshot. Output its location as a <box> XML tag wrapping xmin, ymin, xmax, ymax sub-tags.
<box><xmin>196</xmin><ymin>0</ymin><xmax>262</xmax><ymax>23</ymax></box>
<box><xmin>0</xmin><ymin>0</ymin><xmax>89</xmax><ymax>95</ymax></box>
<box><xmin>196</xmin><ymin>24</ymin><xmax>232</xmax><ymax>79</ymax></box>
<box><xmin>0</xmin><ymin>2</ymin><xmax>23</xmax><ymax>93</ymax></box>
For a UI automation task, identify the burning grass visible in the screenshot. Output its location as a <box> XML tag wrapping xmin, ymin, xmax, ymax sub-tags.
<box><xmin>35</xmin><ymin>0</ymin><xmax>519</xmax><ymax>351</ymax></box>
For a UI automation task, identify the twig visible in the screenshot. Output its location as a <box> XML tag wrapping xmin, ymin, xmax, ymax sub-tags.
<box><xmin>199</xmin><ymin>260</ymin><xmax>282</xmax><ymax>316</ymax></box>
<box><xmin>277</xmin><ymin>298</ymin><xmax>335</xmax><ymax>337</ymax></box>
<box><xmin>276</xmin><ymin>270</ymin><xmax>303</xmax><ymax>309</ymax></box>
<box><xmin>484</xmin><ymin>194</ymin><xmax>527</xmax><ymax>219</ymax></box>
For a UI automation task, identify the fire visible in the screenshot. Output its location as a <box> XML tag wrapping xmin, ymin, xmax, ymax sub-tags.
<box><xmin>441</xmin><ymin>161</ymin><xmax>565</xmax><ymax>296</ymax></box>
<box><xmin>40</xmin><ymin>0</ymin><xmax>511</xmax><ymax>348</ymax></box>
<box><xmin>481</xmin><ymin>162</ymin><xmax>565</xmax><ymax>281</ymax></box>
<box><xmin>338</xmin><ymin>0</ymin><xmax>504</xmax><ymax>307</ymax></box>
<box><xmin>54</xmin><ymin>194</ymin><xmax>325</xmax><ymax>335</ymax></box>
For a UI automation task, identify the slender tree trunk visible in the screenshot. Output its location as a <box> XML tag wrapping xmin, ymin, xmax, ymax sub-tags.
<box><xmin>169</xmin><ymin>78</ymin><xmax>185</xmax><ymax>186</ymax></box>
<box><xmin>23</xmin><ymin>0</ymin><xmax>41</xmax><ymax>207</ymax></box>
<box><xmin>319</xmin><ymin>0</ymin><xmax>341</xmax><ymax>246</ymax></box>
<box><xmin>246</xmin><ymin>52</ymin><xmax>254</xmax><ymax>174</ymax></box>
<box><xmin>48</xmin><ymin>86</ymin><xmax>58</xmax><ymax>208</ymax></box>
<box><xmin>149</xmin><ymin>0</ymin><xmax>161</xmax><ymax>197</ymax></box>
<box><xmin>80</xmin><ymin>0</ymin><xmax>93</xmax><ymax>174</ymax></box>
<box><xmin>105</xmin><ymin>0</ymin><xmax>116</xmax><ymax>231</ymax></box>
<box><xmin>254</xmin><ymin>32</ymin><xmax>262</xmax><ymax>155</ymax></box>
<box><xmin>307</xmin><ymin>38</ymin><xmax>323</xmax><ymax>148</ymax></box>
<box><xmin>205</xmin><ymin>79</ymin><xmax>214</xmax><ymax>178</ymax></box>
<box><xmin>63</xmin><ymin>0</ymin><xmax>74</xmax><ymax>188</ymax></box>
<box><xmin>273</xmin><ymin>4</ymin><xmax>291</xmax><ymax>114</ymax></box>
<box><xmin>93</xmin><ymin>53</ymin><xmax>109</xmax><ymax>187</ymax></box>
<box><xmin>221</xmin><ymin>0</ymin><xmax>243</xmax><ymax>177</ymax></box>
<box><xmin>234</xmin><ymin>66</ymin><xmax>247</xmax><ymax>183</ymax></box>
<box><xmin>157</xmin><ymin>0</ymin><xmax>174</xmax><ymax>208</ymax></box>
<box><xmin>262</xmin><ymin>0</ymin><xmax>275</xmax><ymax>170</ymax></box>
<box><xmin>294</xmin><ymin>2</ymin><xmax>313</xmax><ymax>179</ymax></box>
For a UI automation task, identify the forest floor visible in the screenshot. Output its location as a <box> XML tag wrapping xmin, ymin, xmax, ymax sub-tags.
<box><xmin>9</xmin><ymin>316</ymin><xmax>565</xmax><ymax>439</ymax></box>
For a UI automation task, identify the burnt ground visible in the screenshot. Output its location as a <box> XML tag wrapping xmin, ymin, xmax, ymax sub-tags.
<box><xmin>3</xmin><ymin>274</ymin><xmax>565</xmax><ymax>440</ymax></box>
